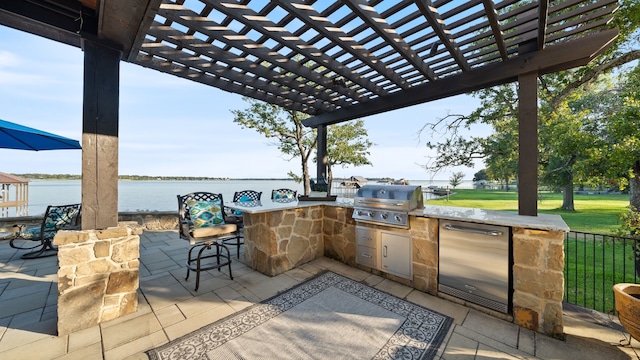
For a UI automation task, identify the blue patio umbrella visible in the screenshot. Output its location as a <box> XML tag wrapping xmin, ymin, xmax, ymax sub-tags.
<box><xmin>0</xmin><ymin>118</ymin><xmax>81</xmax><ymax>150</ymax></box>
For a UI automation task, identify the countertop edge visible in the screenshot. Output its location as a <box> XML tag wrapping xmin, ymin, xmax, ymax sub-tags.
<box><xmin>409</xmin><ymin>205</ymin><xmax>570</xmax><ymax>232</ymax></box>
<box><xmin>227</xmin><ymin>200</ymin><xmax>342</xmax><ymax>214</ymax></box>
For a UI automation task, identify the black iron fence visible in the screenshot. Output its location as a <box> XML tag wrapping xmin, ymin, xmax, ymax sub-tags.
<box><xmin>564</xmin><ymin>231</ymin><xmax>639</xmax><ymax>313</ymax></box>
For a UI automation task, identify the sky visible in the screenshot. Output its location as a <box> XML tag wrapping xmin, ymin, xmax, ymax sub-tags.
<box><xmin>0</xmin><ymin>25</ymin><xmax>490</xmax><ymax>181</ymax></box>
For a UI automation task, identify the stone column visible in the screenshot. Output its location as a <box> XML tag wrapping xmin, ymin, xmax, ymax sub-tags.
<box><xmin>512</xmin><ymin>227</ymin><xmax>565</xmax><ymax>339</ymax></box>
<box><xmin>54</xmin><ymin>223</ymin><xmax>141</xmax><ymax>336</ymax></box>
<box><xmin>410</xmin><ymin>216</ymin><xmax>439</xmax><ymax>295</ymax></box>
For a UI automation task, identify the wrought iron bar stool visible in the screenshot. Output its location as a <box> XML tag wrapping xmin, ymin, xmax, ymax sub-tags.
<box><xmin>177</xmin><ymin>192</ymin><xmax>236</xmax><ymax>291</ymax></box>
<box><xmin>223</xmin><ymin>189</ymin><xmax>262</xmax><ymax>258</ymax></box>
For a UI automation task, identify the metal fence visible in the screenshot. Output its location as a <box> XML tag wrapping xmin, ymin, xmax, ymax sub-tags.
<box><xmin>564</xmin><ymin>231</ymin><xmax>639</xmax><ymax>313</ymax></box>
<box><xmin>330</xmin><ymin>182</ymin><xmax>358</xmax><ymax>198</ymax></box>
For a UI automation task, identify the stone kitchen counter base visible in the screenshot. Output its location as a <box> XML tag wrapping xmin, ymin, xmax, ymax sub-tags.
<box><xmin>229</xmin><ymin>200</ymin><xmax>568</xmax><ymax>339</ymax></box>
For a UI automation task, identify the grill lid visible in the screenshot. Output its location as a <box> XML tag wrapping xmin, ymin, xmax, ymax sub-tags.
<box><xmin>352</xmin><ymin>184</ymin><xmax>423</xmax><ymax>228</ymax></box>
<box><xmin>354</xmin><ymin>184</ymin><xmax>423</xmax><ymax>212</ymax></box>
<box><xmin>355</xmin><ymin>184</ymin><xmax>421</xmax><ymax>200</ymax></box>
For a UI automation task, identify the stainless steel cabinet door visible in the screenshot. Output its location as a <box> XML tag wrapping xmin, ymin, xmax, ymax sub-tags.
<box><xmin>439</xmin><ymin>220</ymin><xmax>510</xmax><ymax>313</ymax></box>
<box><xmin>380</xmin><ymin>230</ymin><xmax>412</xmax><ymax>279</ymax></box>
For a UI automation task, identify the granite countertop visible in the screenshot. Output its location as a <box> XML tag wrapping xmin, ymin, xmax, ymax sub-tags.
<box><xmin>226</xmin><ymin>198</ymin><xmax>352</xmax><ymax>214</ymax></box>
<box><xmin>227</xmin><ymin>198</ymin><xmax>568</xmax><ymax>232</ymax></box>
<box><xmin>410</xmin><ymin>205</ymin><xmax>570</xmax><ymax>232</ymax></box>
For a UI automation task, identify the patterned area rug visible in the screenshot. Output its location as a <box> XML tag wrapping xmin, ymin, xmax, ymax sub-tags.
<box><xmin>147</xmin><ymin>271</ymin><xmax>453</xmax><ymax>360</ymax></box>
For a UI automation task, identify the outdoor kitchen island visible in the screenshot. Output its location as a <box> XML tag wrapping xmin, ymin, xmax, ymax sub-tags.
<box><xmin>227</xmin><ymin>197</ymin><xmax>570</xmax><ymax>339</ymax></box>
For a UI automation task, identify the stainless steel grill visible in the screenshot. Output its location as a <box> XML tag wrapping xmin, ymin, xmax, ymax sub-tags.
<box><xmin>352</xmin><ymin>185</ymin><xmax>423</xmax><ymax>229</ymax></box>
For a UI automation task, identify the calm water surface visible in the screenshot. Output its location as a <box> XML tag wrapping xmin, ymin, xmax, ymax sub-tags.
<box><xmin>24</xmin><ymin>179</ymin><xmax>474</xmax><ymax>216</ymax></box>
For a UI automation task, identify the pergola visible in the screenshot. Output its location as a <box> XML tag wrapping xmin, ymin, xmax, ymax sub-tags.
<box><xmin>0</xmin><ymin>0</ymin><xmax>619</xmax><ymax>229</ymax></box>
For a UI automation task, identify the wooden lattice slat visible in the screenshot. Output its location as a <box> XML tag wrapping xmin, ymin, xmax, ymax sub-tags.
<box><xmin>128</xmin><ymin>0</ymin><xmax>619</xmax><ymax>117</ymax></box>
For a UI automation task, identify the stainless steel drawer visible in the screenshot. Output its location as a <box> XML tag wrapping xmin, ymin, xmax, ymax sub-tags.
<box><xmin>356</xmin><ymin>226</ymin><xmax>377</xmax><ymax>247</ymax></box>
<box><xmin>357</xmin><ymin>245</ymin><xmax>377</xmax><ymax>268</ymax></box>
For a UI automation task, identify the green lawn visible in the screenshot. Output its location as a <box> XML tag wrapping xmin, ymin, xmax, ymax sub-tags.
<box><xmin>425</xmin><ymin>189</ymin><xmax>629</xmax><ymax>234</ymax></box>
<box><xmin>563</xmin><ymin>235</ymin><xmax>637</xmax><ymax>313</ymax></box>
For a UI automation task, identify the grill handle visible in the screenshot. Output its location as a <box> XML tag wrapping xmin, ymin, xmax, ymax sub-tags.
<box><xmin>356</xmin><ymin>199</ymin><xmax>405</xmax><ymax>206</ymax></box>
<box><xmin>443</xmin><ymin>223</ymin><xmax>503</xmax><ymax>237</ymax></box>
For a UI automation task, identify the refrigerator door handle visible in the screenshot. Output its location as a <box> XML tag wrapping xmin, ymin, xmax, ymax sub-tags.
<box><xmin>443</xmin><ymin>223</ymin><xmax>503</xmax><ymax>237</ymax></box>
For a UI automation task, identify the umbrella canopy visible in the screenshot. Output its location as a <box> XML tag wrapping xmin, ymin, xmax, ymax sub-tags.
<box><xmin>0</xmin><ymin>118</ymin><xmax>81</xmax><ymax>151</ymax></box>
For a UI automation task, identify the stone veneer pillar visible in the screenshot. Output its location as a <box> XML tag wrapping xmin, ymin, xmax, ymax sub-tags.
<box><xmin>409</xmin><ymin>217</ymin><xmax>439</xmax><ymax>295</ymax></box>
<box><xmin>512</xmin><ymin>227</ymin><xmax>565</xmax><ymax>339</ymax></box>
<box><xmin>54</xmin><ymin>222</ymin><xmax>142</xmax><ymax>336</ymax></box>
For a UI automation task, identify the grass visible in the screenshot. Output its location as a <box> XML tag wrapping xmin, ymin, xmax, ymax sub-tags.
<box><xmin>425</xmin><ymin>189</ymin><xmax>629</xmax><ymax>234</ymax></box>
<box><xmin>564</xmin><ymin>234</ymin><xmax>638</xmax><ymax>312</ymax></box>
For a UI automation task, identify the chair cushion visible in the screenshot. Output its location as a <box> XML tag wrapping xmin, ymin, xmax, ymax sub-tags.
<box><xmin>273</xmin><ymin>190</ymin><xmax>295</xmax><ymax>199</ymax></box>
<box><xmin>19</xmin><ymin>227</ymin><xmax>50</xmax><ymax>240</ymax></box>
<box><xmin>44</xmin><ymin>207</ymin><xmax>79</xmax><ymax>230</ymax></box>
<box><xmin>191</xmin><ymin>223</ymin><xmax>237</xmax><ymax>239</ymax></box>
<box><xmin>189</xmin><ymin>200</ymin><xmax>225</xmax><ymax>228</ymax></box>
<box><xmin>234</xmin><ymin>194</ymin><xmax>253</xmax><ymax>215</ymax></box>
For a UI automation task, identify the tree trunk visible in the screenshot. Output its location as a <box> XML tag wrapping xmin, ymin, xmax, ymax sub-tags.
<box><xmin>505</xmin><ymin>177</ymin><xmax>509</xmax><ymax>191</ymax></box>
<box><xmin>327</xmin><ymin>164</ymin><xmax>333</xmax><ymax>194</ymax></box>
<box><xmin>302</xmin><ymin>156</ymin><xmax>310</xmax><ymax>196</ymax></box>
<box><xmin>561</xmin><ymin>177</ymin><xmax>575</xmax><ymax>211</ymax></box>
<box><xmin>631</xmin><ymin>160</ymin><xmax>640</xmax><ymax>209</ymax></box>
<box><xmin>560</xmin><ymin>171</ymin><xmax>575</xmax><ymax>211</ymax></box>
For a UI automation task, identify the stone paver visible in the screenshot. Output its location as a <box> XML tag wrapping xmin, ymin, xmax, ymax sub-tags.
<box><xmin>443</xmin><ymin>332</ymin><xmax>479</xmax><ymax>360</ymax></box>
<box><xmin>153</xmin><ymin>305</ymin><xmax>185</xmax><ymax>328</ymax></box>
<box><xmin>101</xmin><ymin>312</ymin><xmax>163</xmax><ymax>351</ymax></box>
<box><xmin>67</xmin><ymin>325</ymin><xmax>101</xmax><ymax>353</ymax></box>
<box><xmin>462</xmin><ymin>310</ymin><xmax>520</xmax><ymax>348</ymax></box>
<box><xmin>0</xmin><ymin>230</ymin><xmax>639</xmax><ymax>359</ymax></box>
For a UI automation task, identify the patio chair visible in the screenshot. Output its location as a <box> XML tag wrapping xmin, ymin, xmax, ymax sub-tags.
<box><xmin>177</xmin><ymin>192</ymin><xmax>236</xmax><ymax>291</ymax></box>
<box><xmin>10</xmin><ymin>203</ymin><xmax>81</xmax><ymax>259</ymax></box>
<box><xmin>271</xmin><ymin>188</ymin><xmax>297</xmax><ymax>201</ymax></box>
<box><xmin>223</xmin><ymin>190</ymin><xmax>262</xmax><ymax>258</ymax></box>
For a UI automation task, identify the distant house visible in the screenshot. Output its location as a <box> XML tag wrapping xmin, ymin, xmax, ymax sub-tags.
<box><xmin>0</xmin><ymin>172</ymin><xmax>29</xmax><ymax>217</ymax></box>
<box><xmin>341</xmin><ymin>176</ymin><xmax>368</xmax><ymax>188</ymax></box>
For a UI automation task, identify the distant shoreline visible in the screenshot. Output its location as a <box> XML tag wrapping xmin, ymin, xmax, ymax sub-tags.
<box><xmin>14</xmin><ymin>174</ymin><xmax>458</xmax><ymax>182</ymax></box>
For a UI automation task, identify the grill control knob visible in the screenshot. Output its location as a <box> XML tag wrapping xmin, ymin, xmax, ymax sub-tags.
<box><xmin>394</xmin><ymin>215</ymin><xmax>403</xmax><ymax>222</ymax></box>
<box><xmin>380</xmin><ymin>213</ymin><xmax>388</xmax><ymax>220</ymax></box>
<box><xmin>357</xmin><ymin>210</ymin><xmax>373</xmax><ymax>218</ymax></box>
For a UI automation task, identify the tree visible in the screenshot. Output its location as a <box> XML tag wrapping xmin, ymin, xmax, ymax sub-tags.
<box><xmin>598</xmin><ymin>65</ymin><xmax>640</xmax><ymax>208</ymax></box>
<box><xmin>231</xmin><ymin>98</ymin><xmax>316</xmax><ymax>195</ymax></box>
<box><xmin>473</xmin><ymin>169</ymin><xmax>488</xmax><ymax>182</ymax></box>
<box><xmin>449</xmin><ymin>171</ymin><xmax>464</xmax><ymax>189</ymax></box>
<box><xmin>324</xmin><ymin>119</ymin><xmax>374</xmax><ymax>190</ymax></box>
<box><xmin>418</xmin><ymin>0</ymin><xmax>639</xmax><ymax>210</ymax></box>
<box><xmin>232</xmin><ymin>98</ymin><xmax>374</xmax><ymax>195</ymax></box>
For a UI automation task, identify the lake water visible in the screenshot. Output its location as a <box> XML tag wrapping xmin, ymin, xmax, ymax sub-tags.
<box><xmin>19</xmin><ymin>179</ymin><xmax>474</xmax><ymax>216</ymax></box>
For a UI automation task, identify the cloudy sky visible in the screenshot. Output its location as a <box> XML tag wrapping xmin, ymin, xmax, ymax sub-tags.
<box><xmin>0</xmin><ymin>25</ymin><xmax>489</xmax><ymax>181</ymax></box>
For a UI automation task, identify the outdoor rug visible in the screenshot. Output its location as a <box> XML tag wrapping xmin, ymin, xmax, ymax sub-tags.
<box><xmin>147</xmin><ymin>271</ymin><xmax>453</xmax><ymax>360</ymax></box>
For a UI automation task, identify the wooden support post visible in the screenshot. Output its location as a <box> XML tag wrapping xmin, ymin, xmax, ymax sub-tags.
<box><xmin>81</xmin><ymin>40</ymin><xmax>121</xmax><ymax>229</ymax></box>
<box><xmin>518</xmin><ymin>71</ymin><xmax>538</xmax><ymax>216</ymax></box>
<box><xmin>316</xmin><ymin>124</ymin><xmax>328</xmax><ymax>188</ymax></box>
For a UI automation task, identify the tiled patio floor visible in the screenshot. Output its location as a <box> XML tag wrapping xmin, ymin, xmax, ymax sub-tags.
<box><xmin>0</xmin><ymin>230</ymin><xmax>638</xmax><ymax>359</ymax></box>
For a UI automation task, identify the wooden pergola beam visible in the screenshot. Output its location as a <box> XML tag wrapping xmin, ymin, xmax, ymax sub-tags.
<box><xmin>303</xmin><ymin>28</ymin><xmax>618</xmax><ymax>127</ymax></box>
